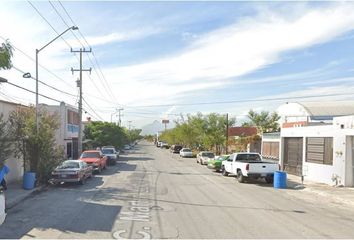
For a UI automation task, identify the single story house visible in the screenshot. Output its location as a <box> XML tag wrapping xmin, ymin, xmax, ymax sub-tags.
<box><xmin>280</xmin><ymin>115</ymin><xmax>354</xmax><ymax>187</ymax></box>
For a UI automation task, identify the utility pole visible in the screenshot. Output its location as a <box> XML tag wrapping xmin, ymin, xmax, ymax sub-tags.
<box><xmin>118</xmin><ymin>108</ymin><xmax>124</xmax><ymax>126</ymax></box>
<box><xmin>71</xmin><ymin>48</ymin><xmax>92</xmax><ymax>157</ymax></box>
<box><xmin>225</xmin><ymin>113</ymin><xmax>229</xmax><ymax>154</ymax></box>
<box><xmin>128</xmin><ymin>121</ymin><xmax>132</xmax><ymax>131</ymax></box>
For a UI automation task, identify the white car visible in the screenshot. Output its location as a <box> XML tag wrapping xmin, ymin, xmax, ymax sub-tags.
<box><xmin>180</xmin><ymin>148</ymin><xmax>193</xmax><ymax>158</ymax></box>
<box><xmin>0</xmin><ymin>192</ymin><xmax>5</xmax><ymax>225</ymax></box>
<box><xmin>197</xmin><ymin>151</ymin><xmax>215</xmax><ymax>165</ymax></box>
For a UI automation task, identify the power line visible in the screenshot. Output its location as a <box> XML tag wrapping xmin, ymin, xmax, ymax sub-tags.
<box><xmin>0</xmin><ymin>35</ymin><xmax>75</xmax><ymax>90</ymax></box>
<box><xmin>57</xmin><ymin>0</ymin><xmax>120</xmax><ymax>105</ymax></box>
<box><xmin>131</xmin><ymin>92</ymin><xmax>354</xmax><ymax>108</ymax></box>
<box><xmin>12</xmin><ymin>65</ymin><xmax>77</xmax><ymax>97</ymax></box>
<box><xmin>29</xmin><ymin>1</ymin><xmax>114</xmax><ymax>105</ymax></box>
<box><xmin>6</xmin><ymin>81</ymin><xmax>62</xmax><ymax>103</ymax></box>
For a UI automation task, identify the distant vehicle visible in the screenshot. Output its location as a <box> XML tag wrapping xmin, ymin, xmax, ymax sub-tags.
<box><xmin>156</xmin><ymin>141</ymin><xmax>162</xmax><ymax>147</ymax></box>
<box><xmin>124</xmin><ymin>145</ymin><xmax>131</xmax><ymax>150</ymax></box>
<box><xmin>221</xmin><ymin>152</ymin><xmax>279</xmax><ymax>183</ymax></box>
<box><xmin>180</xmin><ymin>148</ymin><xmax>193</xmax><ymax>158</ymax></box>
<box><xmin>79</xmin><ymin>150</ymin><xmax>107</xmax><ymax>173</ymax></box>
<box><xmin>101</xmin><ymin>148</ymin><xmax>117</xmax><ymax>165</ymax></box>
<box><xmin>207</xmin><ymin>155</ymin><xmax>230</xmax><ymax>171</ymax></box>
<box><xmin>197</xmin><ymin>151</ymin><xmax>215</xmax><ymax>165</ymax></box>
<box><xmin>170</xmin><ymin>145</ymin><xmax>183</xmax><ymax>153</ymax></box>
<box><xmin>160</xmin><ymin>142</ymin><xmax>169</xmax><ymax>149</ymax></box>
<box><xmin>50</xmin><ymin>160</ymin><xmax>93</xmax><ymax>185</ymax></box>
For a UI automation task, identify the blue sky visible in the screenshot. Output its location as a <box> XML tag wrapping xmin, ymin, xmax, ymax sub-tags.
<box><xmin>1</xmin><ymin>1</ymin><xmax>354</xmax><ymax>128</ymax></box>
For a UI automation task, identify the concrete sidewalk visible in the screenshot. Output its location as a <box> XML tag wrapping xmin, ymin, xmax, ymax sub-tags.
<box><xmin>286</xmin><ymin>174</ymin><xmax>354</xmax><ymax>207</ymax></box>
<box><xmin>5</xmin><ymin>181</ymin><xmax>44</xmax><ymax>210</ymax></box>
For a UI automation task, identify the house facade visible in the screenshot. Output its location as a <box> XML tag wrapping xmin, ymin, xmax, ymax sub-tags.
<box><xmin>0</xmin><ymin>100</ymin><xmax>28</xmax><ymax>183</ymax></box>
<box><xmin>42</xmin><ymin>102</ymin><xmax>80</xmax><ymax>159</ymax></box>
<box><xmin>280</xmin><ymin>116</ymin><xmax>354</xmax><ymax>187</ymax></box>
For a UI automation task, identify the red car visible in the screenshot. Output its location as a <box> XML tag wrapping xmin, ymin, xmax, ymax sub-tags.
<box><xmin>79</xmin><ymin>150</ymin><xmax>107</xmax><ymax>173</ymax></box>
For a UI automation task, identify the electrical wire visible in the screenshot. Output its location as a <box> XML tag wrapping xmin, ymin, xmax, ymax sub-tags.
<box><xmin>51</xmin><ymin>0</ymin><xmax>120</xmax><ymax>105</ymax></box>
<box><xmin>57</xmin><ymin>0</ymin><xmax>119</xmax><ymax>103</ymax></box>
<box><xmin>131</xmin><ymin>92</ymin><xmax>354</xmax><ymax>108</ymax></box>
<box><xmin>12</xmin><ymin>65</ymin><xmax>77</xmax><ymax>97</ymax></box>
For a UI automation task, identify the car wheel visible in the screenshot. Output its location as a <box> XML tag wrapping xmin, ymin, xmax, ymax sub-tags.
<box><xmin>79</xmin><ymin>177</ymin><xmax>86</xmax><ymax>185</ymax></box>
<box><xmin>237</xmin><ymin>170</ymin><xmax>245</xmax><ymax>183</ymax></box>
<box><xmin>200</xmin><ymin>160</ymin><xmax>203</xmax><ymax>165</ymax></box>
<box><xmin>222</xmin><ymin>166</ymin><xmax>229</xmax><ymax>176</ymax></box>
<box><xmin>265</xmin><ymin>176</ymin><xmax>274</xmax><ymax>184</ymax></box>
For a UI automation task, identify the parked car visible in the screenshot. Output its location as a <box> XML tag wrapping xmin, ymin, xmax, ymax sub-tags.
<box><xmin>79</xmin><ymin>150</ymin><xmax>107</xmax><ymax>173</ymax></box>
<box><xmin>197</xmin><ymin>151</ymin><xmax>215</xmax><ymax>165</ymax></box>
<box><xmin>180</xmin><ymin>148</ymin><xmax>193</xmax><ymax>158</ymax></box>
<box><xmin>221</xmin><ymin>152</ymin><xmax>280</xmax><ymax>183</ymax></box>
<box><xmin>101</xmin><ymin>147</ymin><xmax>118</xmax><ymax>165</ymax></box>
<box><xmin>207</xmin><ymin>155</ymin><xmax>230</xmax><ymax>171</ymax></box>
<box><xmin>124</xmin><ymin>145</ymin><xmax>131</xmax><ymax>150</ymax></box>
<box><xmin>170</xmin><ymin>144</ymin><xmax>183</xmax><ymax>153</ymax></box>
<box><xmin>160</xmin><ymin>142</ymin><xmax>169</xmax><ymax>149</ymax></box>
<box><xmin>50</xmin><ymin>160</ymin><xmax>93</xmax><ymax>185</ymax></box>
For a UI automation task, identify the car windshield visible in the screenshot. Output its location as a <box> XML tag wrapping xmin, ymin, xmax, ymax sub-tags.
<box><xmin>183</xmin><ymin>149</ymin><xmax>191</xmax><ymax>152</ymax></box>
<box><xmin>102</xmin><ymin>149</ymin><xmax>115</xmax><ymax>154</ymax></box>
<box><xmin>236</xmin><ymin>154</ymin><xmax>261</xmax><ymax>161</ymax></box>
<box><xmin>58</xmin><ymin>161</ymin><xmax>80</xmax><ymax>169</ymax></box>
<box><xmin>202</xmin><ymin>152</ymin><xmax>215</xmax><ymax>158</ymax></box>
<box><xmin>81</xmin><ymin>152</ymin><xmax>100</xmax><ymax>158</ymax></box>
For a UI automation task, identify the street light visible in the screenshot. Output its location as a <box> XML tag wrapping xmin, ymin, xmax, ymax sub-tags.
<box><xmin>0</xmin><ymin>77</ymin><xmax>8</xmax><ymax>83</ymax></box>
<box><xmin>35</xmin><ymin>25</ymin><xmax>78</xmax><ymax>133</ymax></box>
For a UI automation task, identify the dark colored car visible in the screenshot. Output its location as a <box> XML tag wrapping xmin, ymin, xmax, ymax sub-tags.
<box><xmin>170</xmin><ymin>145</ymin><xmax>183</xmax><ymax>153</ymax></box>
<box><xmin>51</xmin><ymin>160</ymin><xmax>93</xmax><ymax>185</ymax></box>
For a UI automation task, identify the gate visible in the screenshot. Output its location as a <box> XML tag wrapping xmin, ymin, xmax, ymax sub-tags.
<box><xmin>283</xmin><ymin>137</ymin><xmax>303</xmax><ymax>176</ymax></box>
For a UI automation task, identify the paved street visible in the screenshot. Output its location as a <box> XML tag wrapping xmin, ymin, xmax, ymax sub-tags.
<box><xmin>1</xmin><ymin>141</ymin><xmax>354</xmax><ymax>239</ymax></box>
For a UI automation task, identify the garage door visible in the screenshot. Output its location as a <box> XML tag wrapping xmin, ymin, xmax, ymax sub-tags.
<box><xmin>283</xmin><ymin>137</ymin><xmax>303</xmax><ymax>176</ymax></box>
<box><xmin>262</xmin><ymin>141</ymin><xmax>279</xmax><ymax>160</ymax></box>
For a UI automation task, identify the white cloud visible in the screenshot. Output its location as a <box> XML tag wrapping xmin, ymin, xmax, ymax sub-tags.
<box><xmin>104</xmin><ymin>3</ymin><xmax>354</xmax><ymax>108</ymax></box>
<box><xmin>3</xmin><ymin>2</ymin><xmax>354</xmax><ymax>124</ymax></box>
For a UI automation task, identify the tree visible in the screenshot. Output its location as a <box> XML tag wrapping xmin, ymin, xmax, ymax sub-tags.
<box><xmin>0</xmin><ymin>40</ymin><xmax>14</xmax><ymax>70</ymax></box>
<box><xmin>9</xmin><ymin>107</ymin><xmax>64</xmax><ymax>183</ymax></box>
<box><xmin>158</xmin><ymin>112</ymin><xmax>235</xmax><ymax>154</ymax></box>
<box><xmin>0</xmin><ymin>114</ymin><xmax>12</xmax><ymax>165</ymax></box>
<box><xmin>126</xmin><ymin>128</ymin><xmax>143</xmax><ymax>143</ymax></box>
<box><xmin>84</xmin><ymin>121</ymin><xmax>128</xmax><ymax>149</ymax></box>
<box><xmin>242</xmin><ymin>110</ymin><xmax>280</xmax><ymax>133</ymax></box>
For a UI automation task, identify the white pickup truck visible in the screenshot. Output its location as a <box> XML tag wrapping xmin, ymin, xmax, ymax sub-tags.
<box><xmin>221</xmin><ymin>152</ymin><xmax>279</xmax><ymax>184</ymax></box>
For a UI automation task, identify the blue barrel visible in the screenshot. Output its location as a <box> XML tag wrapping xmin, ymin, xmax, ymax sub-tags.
<box><xmin>274</xmin><ymin>171</ymin><xmax>287</xmax><ymax>189</ymax></box>
<box><xmin>23</xmin><ymin>172</ymin><xmax>36</xmax><ymax>190</ymax></box>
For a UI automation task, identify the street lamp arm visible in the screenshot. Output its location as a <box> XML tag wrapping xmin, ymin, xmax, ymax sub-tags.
<box><xmin>37</xmin><ymin>26</ymin><xmax>78</xmax><ymax>53</ymax></box>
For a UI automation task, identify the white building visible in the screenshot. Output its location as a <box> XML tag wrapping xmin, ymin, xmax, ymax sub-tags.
<box><xmin>42</xmin><ymin>102</ymin><xmax>80</xmax><ymax>159</ymax></box>
<box><xmin>277</xmin><ymin>101</ymin><xmax>354</xmax><ymax>126</ymax></box>
<box><xmin>280</xmin><ymin>115</ymin><xmax>354</xmax><ymax>187</ymax></box>
<box><xmin>0</xmin><ymin>100</ymin><xmax>27</xmax><ymax>183</ymax></box>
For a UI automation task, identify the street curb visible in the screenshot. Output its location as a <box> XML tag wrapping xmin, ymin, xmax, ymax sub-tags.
<box><xmin>6</xmin><ymin>185</ymin><xmax>49</xmax><ymax>210</ymax></box>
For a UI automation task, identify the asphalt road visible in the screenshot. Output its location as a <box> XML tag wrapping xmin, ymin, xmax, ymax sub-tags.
<box><xmin>1</xmin><ymin>141</ymin><xmax>354</xmax><ymax>239</ymax></box>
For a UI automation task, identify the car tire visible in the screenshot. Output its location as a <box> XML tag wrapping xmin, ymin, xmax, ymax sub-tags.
<box><xmin>79</xmin><ymin>177</ymin><xmax>86</xmax><ymax>185</ymax></box>
<box><xmin>237</xmin><ymin>170</ymin><xmax>245</xmax><ymax>183</ymax></box>
<box><xmin>222</xmin><ymin>166</ymin><xmax>229</xmax><ymax>176</ymax></box>
<box><xmin>265</xmin><ymin>176</ymin><xmax>274</xmax><ymax>184</ymax></box>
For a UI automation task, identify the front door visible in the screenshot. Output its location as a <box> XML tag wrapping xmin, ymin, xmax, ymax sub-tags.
<box><xmin>283</xmin><ymin>137</ymin><xmax>303</xmax><ymax>176</ymax></box>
